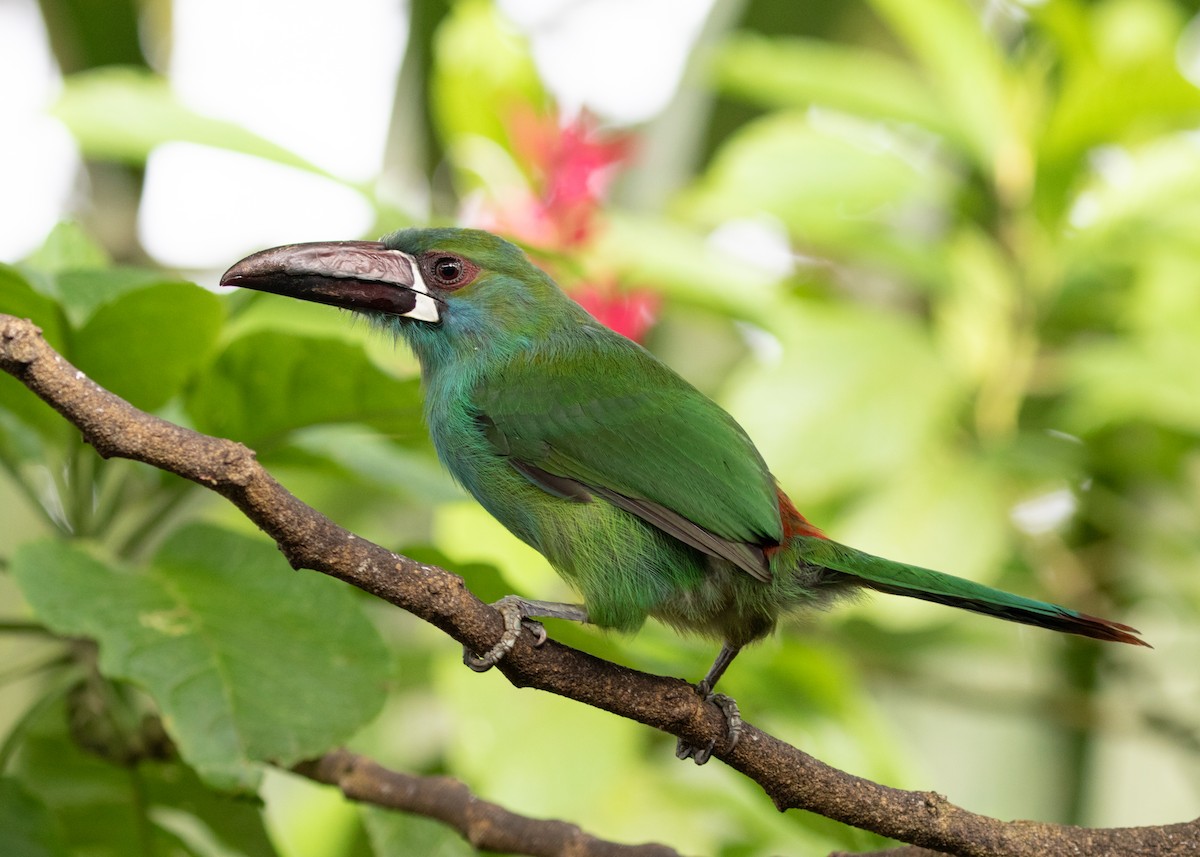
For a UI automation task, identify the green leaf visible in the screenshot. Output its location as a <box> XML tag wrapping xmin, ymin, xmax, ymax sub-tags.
<box><xmin>0</xmin><ymin>266</ymin><xmax>66</xmax><ymax>348</ymax></box>
<box><xmin>290</xmin><ymin>425</ymin><xmax>457</xmax><ymax>503</ymax></box>
<box><xmin>588</xmin><ymin>213</ymin><xmax>782</xmax><ymax>324</ymax></box>
<box><xmin>0</xmin><ymin>268</ymin><xmax>70</xmax><ymax>441</ymax></box>
<box><xmin>54</xmin><ymin>268</ymin><xmax>195</xmax><ymax>327</ymax></box>
<box><xmin>71</xmin><ymin>282</ymin><xmax>224</xmax><ymax>410</ymax></box>
<box><xmin>0</xmin><ymin>778</ymin><xmax>70</xmax><ymax>857</ymax></box>
<box><xmin>362</xmin><ymin>806</ymin><xmax>474</xmax><ymax>857</ymax></box>
<box><xmin>13</xmin><ymin>703</ymin><xmax>174</xmax><ymax>856</ymax></box>
<box><xmin>716</xmin><ymin>34</ymin><xmax>954</xmax><ymax>142</ymax></box>
<box><xmin>12</xmin><ymin>526</ymin><xmax>391</xmax><ymax>790</ymax></box>
<box><xmin>836</xmin><ymin>450</ymin><xmax>1009</xmax><ymax>590</ymax></box>
<box><xmin>683</xmin><ymin>111</ymin><xmax>949</xmax><ymax>279</ymax></box>
<box><xmin>869</xmin><ymin>0</ymin><xmax>1014</xmax><ymax>168</ymax></box>
<box><xmin>22</xmin><ymin>222</ymin><xmax>111</xmax><ymax>276</ymax></box>
<box><xmin>53</xmin><ymin>66</ymin><xmax>331</xmax><ymax>177</ymax></box>
<box><xmin>431</xmin><ymin>0</ymin><xmax>547</xmax><ymax>156</ymax></box>
<box><xmin>13</xmin><ymin>697</ymin><xmax>280</xmax><ymax>857</ymax></box>
<box><xmin>687</xmin><ymin>112</ymin><xmax>931</xmax><ymax>224</ymax></box>
<box><xmin>1064</xmin><ymin>136</ymin><xmax>1200</xmax><ymax>263</ymax></box>
<box><xmin>15</xmin><ymin>223</ymin><xmax>201</xmax><ymax>329</ymax></box>
<box><xmin>1037</xmin><ymin>0</ymin><xmax>1200</xmax><ymax>170</ymax></box>
<box><xmin>186</xmin><ymin>331</ymin><xmax>424</xmax><ymax>448</ymax></box>
<box><xmin>140</xmin><ymin>764</ymin><xmax>281</xmax><ymax>857</ymax></box>
<box><xmin>725</xmin><ymin>303</ymin><xmax>957</xmax><ymax>501</ymax></box>
<box><xmin>1063</xmin><ymin>336</ymin><xmax>1200</xmax><ymax>434</ymax></box>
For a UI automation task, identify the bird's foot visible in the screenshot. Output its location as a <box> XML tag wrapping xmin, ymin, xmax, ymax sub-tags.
<box><xmin>675</xmin><ymin>688</ymin><xmax>742</xmax><ymax>766</ymax></box>
<box><xmin>462</xmin><ymin>596</ymin><xmax>588</xmax><ymax>672</ymax></box>
<box><xmin>463</xmin><ymin>596</ymin><xmax>547</xmax><ymax>672</ymax></box>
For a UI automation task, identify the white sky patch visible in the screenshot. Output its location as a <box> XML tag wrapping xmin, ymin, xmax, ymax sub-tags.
<box><xmin>142</xmin><ymin>0</ymin><xmax>404</xmax><ymax>267</ymax></box>
<box><xmin>139</xmin><ymin>144</ymin><xmax>375</xmax><ymax>271</ymax></box>
<box><xmin>9</xmin><ymin>0</ymin><xmax>710</xmax><ymax>263</ymax></box>
<box><xmin>0</xmin><ymin>0</ymin><xmax>77</xmax><ymax>261</ymax></box>
<box><xmin>709</xmin><ymin>217</ymin><xmax>792</xmax><ymax>365</ymax></box>
<box><xmin>499</xmin><ymin>0</ymin><xmax>714</xmax><ymax>123</ymax></box>
<box><xmin>735</xmin><ymin>321</ymin><xmax>785</xmax><ymax>366</ymax></box>
<box><xmin>1069</xmin><ymin>145</ymin><xmax>1135</xmax><ymax>228</ymax></box>
<box><xmin>170</xmin><ymin>0</ymin><xmax>406</xmax><ymax>181</ymax></box>
<box><xmin>1010</xmin><ymin>487</ymin><xmax>1077</xmax><ymax>535</ymax></box>
<box><xmin>707</xmin><ymin>216</ymin><xmax>795</xmax><ymax>279</ymax></box>
<box><xmin>1180</xmin><ymin>11</ymin><xmax>1200</xmax><ymax>87</ymax></box>
<box><xmin>1068</xmin><ymin>192</ymin><xmax>1101</xmax><ymax>229</ymax></box>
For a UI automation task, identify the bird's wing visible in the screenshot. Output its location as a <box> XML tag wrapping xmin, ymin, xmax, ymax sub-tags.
<box><xmin>473</xmin><ymin>335</ymin><xmax>783</xmax><ymax>580</ymax></box>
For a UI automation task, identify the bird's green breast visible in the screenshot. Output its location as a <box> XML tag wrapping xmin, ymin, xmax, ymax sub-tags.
<box><xmin>415</xmin><ymin>325</ymin><xmax>800</xmax><ymax>637</ymax></box>
<box><xmin>419</xmin><ymin>362</ymin><xmax>704</xmax><ymax>631</ymax></box>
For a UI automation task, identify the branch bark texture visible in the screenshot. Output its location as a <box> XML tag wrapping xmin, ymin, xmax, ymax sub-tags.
<box><xmin>2</xmin><ymin>313</ymin><xmax>1194</xmax><ymax>857</ymax></box>
<box><xmin>294</xmin><ymin>750</ymin><xmax>681</xmax><ymax>857</ymax></box>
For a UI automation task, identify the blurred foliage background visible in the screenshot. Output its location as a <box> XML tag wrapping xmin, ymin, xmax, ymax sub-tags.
<box><xmin>2</xmin><ymin>0</ymin><xmax>1199</xmax><ymax>854</ymax></box>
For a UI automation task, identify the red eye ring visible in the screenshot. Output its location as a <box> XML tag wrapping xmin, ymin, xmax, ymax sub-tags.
<box><xmin>421</xmin><ymin>252</ymin><xmax>478</xmax><ymax>290</ymax></box>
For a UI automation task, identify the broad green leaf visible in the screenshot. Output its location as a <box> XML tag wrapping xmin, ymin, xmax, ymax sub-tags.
<box><xmin>0</xmin><ymin>268</ymin><xmax>70</xmax><ymax>440</ymax></box>
<box><xmin>1062</xmin><ymin>336</ymin><xmax>1200</xmax><ymax>434</ymax></box>
<box><xmin>143</xmin><ymin>762</ymin><xmax>281</xmax><ymax>857</ymax></box>
<box><xmin>689</xmin><ymin>112</ymin><xmax>924</xmax><ymax>222</ymax></box>
<box><xmin>186</xmin><ymin>331</ymin><xmax>423</xmax><ymax>448</ymax></box>
<box><xmin>290</xmin><ymin>425</ymin><xmax>457</xmax><ymax>503</ymax></box>
<box><xmin>588</xmin><ymin>213</ymin><xmax>782</xmax><ymax>323</ymax></box>
<box><xmin>431</xmin><ymin>0</ymin><xmax>547</xmax><ymax>156</ymax></box>
<box><xmin>71</xmin><ymin>282</ymin><xmax>223</xmax><ymax>410</ymax></box>
<box><xmin>54</xmin><ymin>66</ymin><xmax>331</xmax><ymax>176</ymax></box>
<box><xmin>716</xmin><ymin>34</ymin><xmax>954</xmax><ymax>142</ymax></box>
<box><xmin>362</xmin><ymin>807</ymin><xmax>474</xmax><ymax>857</ymax></box>
<box><xmin>15</xmin><ymin>224</ymin><xmax>162</xmax><ymax>332</ymax></box>
<box><xmin>870</xmin><ymin>0</ymin><xmax>1015</xmax><ymax>168</ymax></box>
<box><xmin>22</xmin><ymin>222</ymin><xmax>110</xmax><ymax>276</ymax></box>
<box><xmin>835</xmin><ymin>450</ymin><xmax>1010</xmax><ymax>597</ymax></box>
<box><xmin>1064</xmin><ymin>136</ymin><xmax>1200</xmax><ymax>264</ymax></box>
<box><xmin>683</xmin><ymin>112</ymin><xmax>949</xmax><ymax>280</ymax></box>
<box><xmin>14</xmin><ymin>698</ymin><xmax>279</xmax><ymax>857</ymax></box>
<box><xmin>15</xmin><ymin>223</ymin><xmax>197</xmax><ymax>328</ymax></box>
<box><xmin>0</xmin><ymin>778</ymin><xmax>69</xmax><ymax>857</ymax></box>
<box><xmin>13</xmin><ymin>704</ymin><xmax>178</xmax><ymax>856</ymax></box>
<box><xmin>12</xmin><ymin>526</ymin><xmax>390</xmax><ymax>789</ymax></box>
<box><xmin>54</xmin><ymin>268</ymin><xmax>195</xmax><ymax>327</ymax></box>
<box><xmin>0</xmin><ymin>266</ymin><xmax>66</xmax><ymax>347</ymax></box>
<box><xmin>1037</xmin><ymin>0</ymin><xmax>1200</xmax><ymax>170</ymax></box>
<box><xmin>725</xmin><ymin>303</ymin><xmax>957</xmax><ymax>501</ymax></box>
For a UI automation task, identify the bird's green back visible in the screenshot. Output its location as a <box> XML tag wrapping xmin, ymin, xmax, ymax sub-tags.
<box><xmin>473</xmin><ymin>333</ymin><xmax>785</xmax><ymax>550</ymax></box>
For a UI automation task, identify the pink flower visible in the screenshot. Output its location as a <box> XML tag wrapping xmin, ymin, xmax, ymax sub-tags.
<box><xmin>461</xmin><ymin>109</ymin><xmax>660</xmax><ymax>341</ymax></box>
<box><xmin>571</xmin><ymin>280</ymin><xmax>661</xmax><ymax>343</ymax></box>
<box><xmin>509</xmin><ymin>108</ymin><xmax>631</xmax><ymax>247</ymax></box>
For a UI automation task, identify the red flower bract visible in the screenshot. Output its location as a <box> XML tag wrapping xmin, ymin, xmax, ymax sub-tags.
<box><xmin>461</xmin><ymin>109</ymin><xmax>659</xmax><ymax>342</ymax></box>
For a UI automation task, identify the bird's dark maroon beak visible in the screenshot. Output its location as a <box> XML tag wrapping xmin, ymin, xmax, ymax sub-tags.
<box><xmin>220</xmin><ymin>241</ymin><xmax>440</xmax><ymax>322</ymax></box>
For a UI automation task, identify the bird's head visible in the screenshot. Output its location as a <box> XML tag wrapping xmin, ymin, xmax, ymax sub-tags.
<box><xmin>220</xmin><ymin>227</ymin><xmax>585</xmax><ymax>365</ymax></box>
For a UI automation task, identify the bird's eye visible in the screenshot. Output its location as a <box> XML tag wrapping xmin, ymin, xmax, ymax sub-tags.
<box><xmin>422</xmin><ymin>253</ymin><xmax>477</xmax><ymax>289</ymax></box>
<box><xmin>435</xmin><ymin>257</ymin><xmax>462</xmax><ymax>281</ymax></box>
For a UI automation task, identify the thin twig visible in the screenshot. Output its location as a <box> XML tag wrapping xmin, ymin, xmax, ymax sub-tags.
<box><xmin>293</xmin><ymin>749</ymin><xmax>683</xmax><ymax>857</ymax></box>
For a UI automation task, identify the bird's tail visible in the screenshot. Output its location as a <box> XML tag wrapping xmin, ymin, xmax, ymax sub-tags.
<box><xmin>797</xmin><ymin>536</ymin><xmax>1148</xmax><ymax>647</ymax></box>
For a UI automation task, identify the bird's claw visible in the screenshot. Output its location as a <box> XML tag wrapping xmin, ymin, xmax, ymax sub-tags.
<box><xmin>675</xmin><ymin>691</ymin><xmax>742</xmax><ymax>765</ymax></box>
<box><xmin>462</xmin><ymin>597</ymin><xmax>547</xmax><ymax>672</ymax></box>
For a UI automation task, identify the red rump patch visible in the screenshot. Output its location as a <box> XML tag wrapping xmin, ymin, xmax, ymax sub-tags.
<box><xmin>766</xmin><ymin>488</ymin><xmax>825</xmax><ymax>556</ymax></box>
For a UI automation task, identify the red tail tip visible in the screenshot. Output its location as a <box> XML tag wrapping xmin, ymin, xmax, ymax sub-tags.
<box><xmin>1076</xmin><ymin>611</ymin><xmax>1151</xmax><ymax>648</ymax></box>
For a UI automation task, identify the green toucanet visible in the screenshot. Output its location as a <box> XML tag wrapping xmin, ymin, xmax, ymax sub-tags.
<box><xmin>222</xmin><ymin>228</ymin><xmax>1146</xmax><ymax>762</ymax></box>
